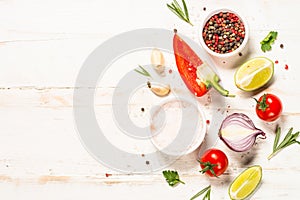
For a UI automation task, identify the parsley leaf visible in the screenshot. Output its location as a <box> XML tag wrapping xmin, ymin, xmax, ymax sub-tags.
<box><xmin>162</xmin><ymin>170</ymin><xmax>185</xmax><ymax>187</ymax></box>
<box><xmin>260</xmin><ymin>31</ymin><xmax>278</xmax><ymax>52</ymax></box>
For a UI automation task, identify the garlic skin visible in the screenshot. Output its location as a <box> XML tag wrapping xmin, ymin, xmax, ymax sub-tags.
<box><xmin>151</xmin><ymin>48</ymin><xmax>166</xmax><ymax>76</ymax></box>
<box><xmin>149</xmin><ymin>82</ymin><xmax>171</xmax><ymax>97</ymax></box>
<box><xmin>219</xmin><ymin>113</ymin><xmax>266</xmax><ymax>152</ymax></box>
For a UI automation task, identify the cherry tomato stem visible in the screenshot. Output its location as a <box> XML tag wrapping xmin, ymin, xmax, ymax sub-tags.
<box><xmin>198</xmin><ymin>160</ymin><xmax>218</xmax><ymax>177</ymax></box>
<box><xmin>199</xmin><ymin>149</ymin><xmax>228</xmax><ymax>177</ymax></box>
<box><xmin>255</xmin><ymin>93</ymin><xmax>282</xmax><ymax>122</ymax></box>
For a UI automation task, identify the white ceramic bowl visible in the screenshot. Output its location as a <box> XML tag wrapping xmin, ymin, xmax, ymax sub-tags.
<box><xmin>149</xmin><ymin>98</ymin><xmax>207</xmax><ymax>156</ymax></box>
<box><xmin>199</xmin><ymin>8</ymin><xmax>249</xmax><ymax>65</ymax></box>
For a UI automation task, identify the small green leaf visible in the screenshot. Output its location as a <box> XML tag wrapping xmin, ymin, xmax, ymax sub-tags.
<box><xmin>167</xmin><ymin>0</ymin><xmax>193</xmax><ymax>26</ymax></box>
<box><xmin>171</xmin><ymin>2</ymin><xmax>184</xmax><ymax>16</ymax></box>
<box><xmin>190</xmin><ymin>185</ymin><xmax>211</xmax><ymax>200</ymax></box>
<box><xmin>283</xmin><ymin>140</ymin><xmax>297</xmax><ymax>148</ymax></box>
<box><xmin>261</xmin><ymin>43</ymin><xmax>271</xmax><ymax>52</ymax></box>
<box><xmin>182</xmin><ymin>0</ymin><xmax>189</xmax><ymax>19</ymax></box>
<box><xmin>260</xmin><ymin>31</ymin><xmax>278</xmax><ymax>52</ymax></box>
<box><xmin>134</xmin><ymin>65</ymin><xmax>152</xmax><ymax>78</ymax></box>
<box><xmin>173</xmin><ymin>0</ymin><xmax>182</xmax><ymax>12</ymax></box>
<box><xmin>277</xmin><ymin>128</ymin><xmax>293</xmax><ymax>149</ymax></box>
<box><xmin>262</xmin><ymin>34</ymin><xmax>272</xmax><ymax>42</ymax></box>
<box><xmin>162</xmin><ymin>170</ymin><xmax>185</xmax><ymax>187</ymax></box>
<box><xmin>268</xmin><ymin>127</ymin><xmax>300</xmax><ymax>160</ymax></box>
<box><xmin>167</xmin><ymin>3</ymin><xmax>175</xmax><ymax>10</ymax></box>
<box><xmin>206</xmin><ymin>188</ymin><xmax>211</xmax><ymax>200</ymax></box>
<box><xmin>292</xmin><ymin>131</ymin><xmax>300</xmax><ymax>140</ymax></box>
<box><xmin>284</xmin><ymin>128</ymin><xmax>293</xmax><ymax>139</ymax></box>
<box><xmin>168</xmin><ymin>6</ymin><xmax>185</xmax><ymax>19</ymax></box>
<box><xmin>270</xmin><ymin>31</ymin><xmax>278</xmax><ymax>40</ymax></box>
<box><xmin>273</xmin><ymin>126</ymin><xmax>281</xmax><ymax>151</ymax></box>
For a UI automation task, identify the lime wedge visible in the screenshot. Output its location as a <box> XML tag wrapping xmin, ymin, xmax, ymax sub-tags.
<box><xmin>235</xmin><ymin>57</ymin><xmax>274</xmax><ymax>91</ymax></box>
<box><xmin>229</xmin><ymin>165</ymin><xmax>262</xmax><ymax>200</ymax></box>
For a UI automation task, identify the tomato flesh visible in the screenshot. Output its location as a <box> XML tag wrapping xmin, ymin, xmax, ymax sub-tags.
<box><xmin>199</xmin><ymin>149</ymin><xmax>228</xmax><ymax>177</ymax></box>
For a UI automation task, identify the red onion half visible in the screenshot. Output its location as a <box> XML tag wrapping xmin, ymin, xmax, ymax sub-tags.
<box><xmin>219</xmin><ymin>113</ymin><xmax>266</xmax><ymax>152</ymax></box>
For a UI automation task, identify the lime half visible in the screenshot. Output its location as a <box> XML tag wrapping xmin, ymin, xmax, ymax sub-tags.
<box><xmin>235</xmin><ymin>57</ymin><xmax>274</xmax><ymax>91</ymax></box>
<box><xmin>229</xmin><ymin>165</ymin><xmax>262</xmax><ymax>200</ymax></box>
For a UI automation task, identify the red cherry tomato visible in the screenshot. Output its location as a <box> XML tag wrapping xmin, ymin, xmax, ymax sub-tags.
<box><xmin>199</xmin><ymin>149</ymin><xmax>228</xmax><ymax>177</ymax></box>
<box><xmin>255</xmin><ymin>93</ymin><xmax>282</xmax><ymax>122</ymax></box>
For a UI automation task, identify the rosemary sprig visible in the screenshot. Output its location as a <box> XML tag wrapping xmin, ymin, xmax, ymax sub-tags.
<box><xmin>268</xmin><ymin>126</ymin><xmax>300</xmax><ymax>160</ymax></box>
<box><xmin>190</xmin><ymin>185</ymin><xmax>211</xmax><ymax>200</ymax></box>
<box><xmin>167</xmin><ymin>0</ymin><xmax>193</xmax><ymax>26</ymax></box>
<box><xmin>134</xmin><ymin>65</ymin><xmax>152</xmax><ymax>78</ymax></box>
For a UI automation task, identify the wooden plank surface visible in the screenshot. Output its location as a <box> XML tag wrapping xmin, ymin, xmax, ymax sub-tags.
<box><xmin>1</xmin><ymin>0</ymin><xmax>300</xmax><ymax>199</ymax></box>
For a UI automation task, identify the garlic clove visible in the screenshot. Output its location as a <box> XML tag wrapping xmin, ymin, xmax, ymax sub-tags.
<box><xmin>150</xmin><ymin>83</ymin><xmax>171</xmax><ymax>97</ymax></box>
<box><xmin>151</xmin><ymin>48</ymin><xmax>166</xmax><ymax>76</ymax></box>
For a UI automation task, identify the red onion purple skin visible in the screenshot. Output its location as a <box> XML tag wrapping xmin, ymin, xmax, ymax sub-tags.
<box><xmin>219</xmin><ymin>113</ymin><xmax>266</xmax><ymax>152</ymax></box>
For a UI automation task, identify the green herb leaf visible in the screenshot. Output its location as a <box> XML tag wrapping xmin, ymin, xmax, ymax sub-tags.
<box><xmin>167</xmin><ymin>0</ymin><xmax>193</xmax><ymax>26</ymax></box>
<box><xmin>261</xmin><ymin>43</ymin><xmax>271</xmax><ymax>52</ymax></box>
<box><xmin>190</xmin><ymin>185</ymin><xmax>211</xmax><ymax>200</ymax></box>
<box><xmin>268</xmin><ymin>127</ymin><xmax>300</xmax><ymax>160</ymax></box>
<box><xmin>172</xmin><ymin>2</ymin><xmax>184</xmax><ymax>17</ymax></box>
<box><xmin>173</xmin><ymin>0</ymin><xmax>182</xmax><ymax>12</ymax></box>
<box><xmin>167</xmin><ymin>5</ymin><xmax>185</xmax><ymax>20</ymax></box>
<box><xmin>273</xmin><ymin>126</ymin><xmax>281</xmax><ymax>152</ymax></box>
<box><xmin>206</xmin><ymin>188</ymin><xmax>211</xmax><ymax>200</ymax></box>
<box><xmin>276</xmin><ymin>128</ymin><xmax>293</xmax><ymax>150</ymax></box>
<box><xmin>260</xmin><ymin>31</ymin><xmax>278</xmax><ymax>52</ymax></box>
<box><xmin>162</xmin><ymin>170</ymin><xmax>185</xmax><ymax>187</ymax></box>
<box><xmin>134</xmin><ymin>65</ymin><xmax>152</xmax><ymax>78</ymax></box>
<box><xmin>182</xmin><ymin>0</ymin><xmax>189</xmax><ymax>19</ymax></box>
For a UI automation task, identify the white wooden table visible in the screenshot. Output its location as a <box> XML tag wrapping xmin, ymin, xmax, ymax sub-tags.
<box><xmin>1</xmin><ymin>0</ymin><xmax>300</xmax><ymax>199</ymax></box>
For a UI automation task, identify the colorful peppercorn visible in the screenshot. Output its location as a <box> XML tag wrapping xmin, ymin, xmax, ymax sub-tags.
<box><xmin>203</xmin><ymin>12</ymin><xmax>245</xmax><ymax>54</ymax></box>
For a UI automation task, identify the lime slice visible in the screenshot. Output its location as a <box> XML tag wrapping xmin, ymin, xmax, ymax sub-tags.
<box><xmin>235</xmin><ymin>57</ymin><xmax>274</xmax><ymax>91</ymax></box>
<box><xmin>229</xmin><ymin>165</ymin><xmax>262</xmax><ymax>200</ymax></box>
